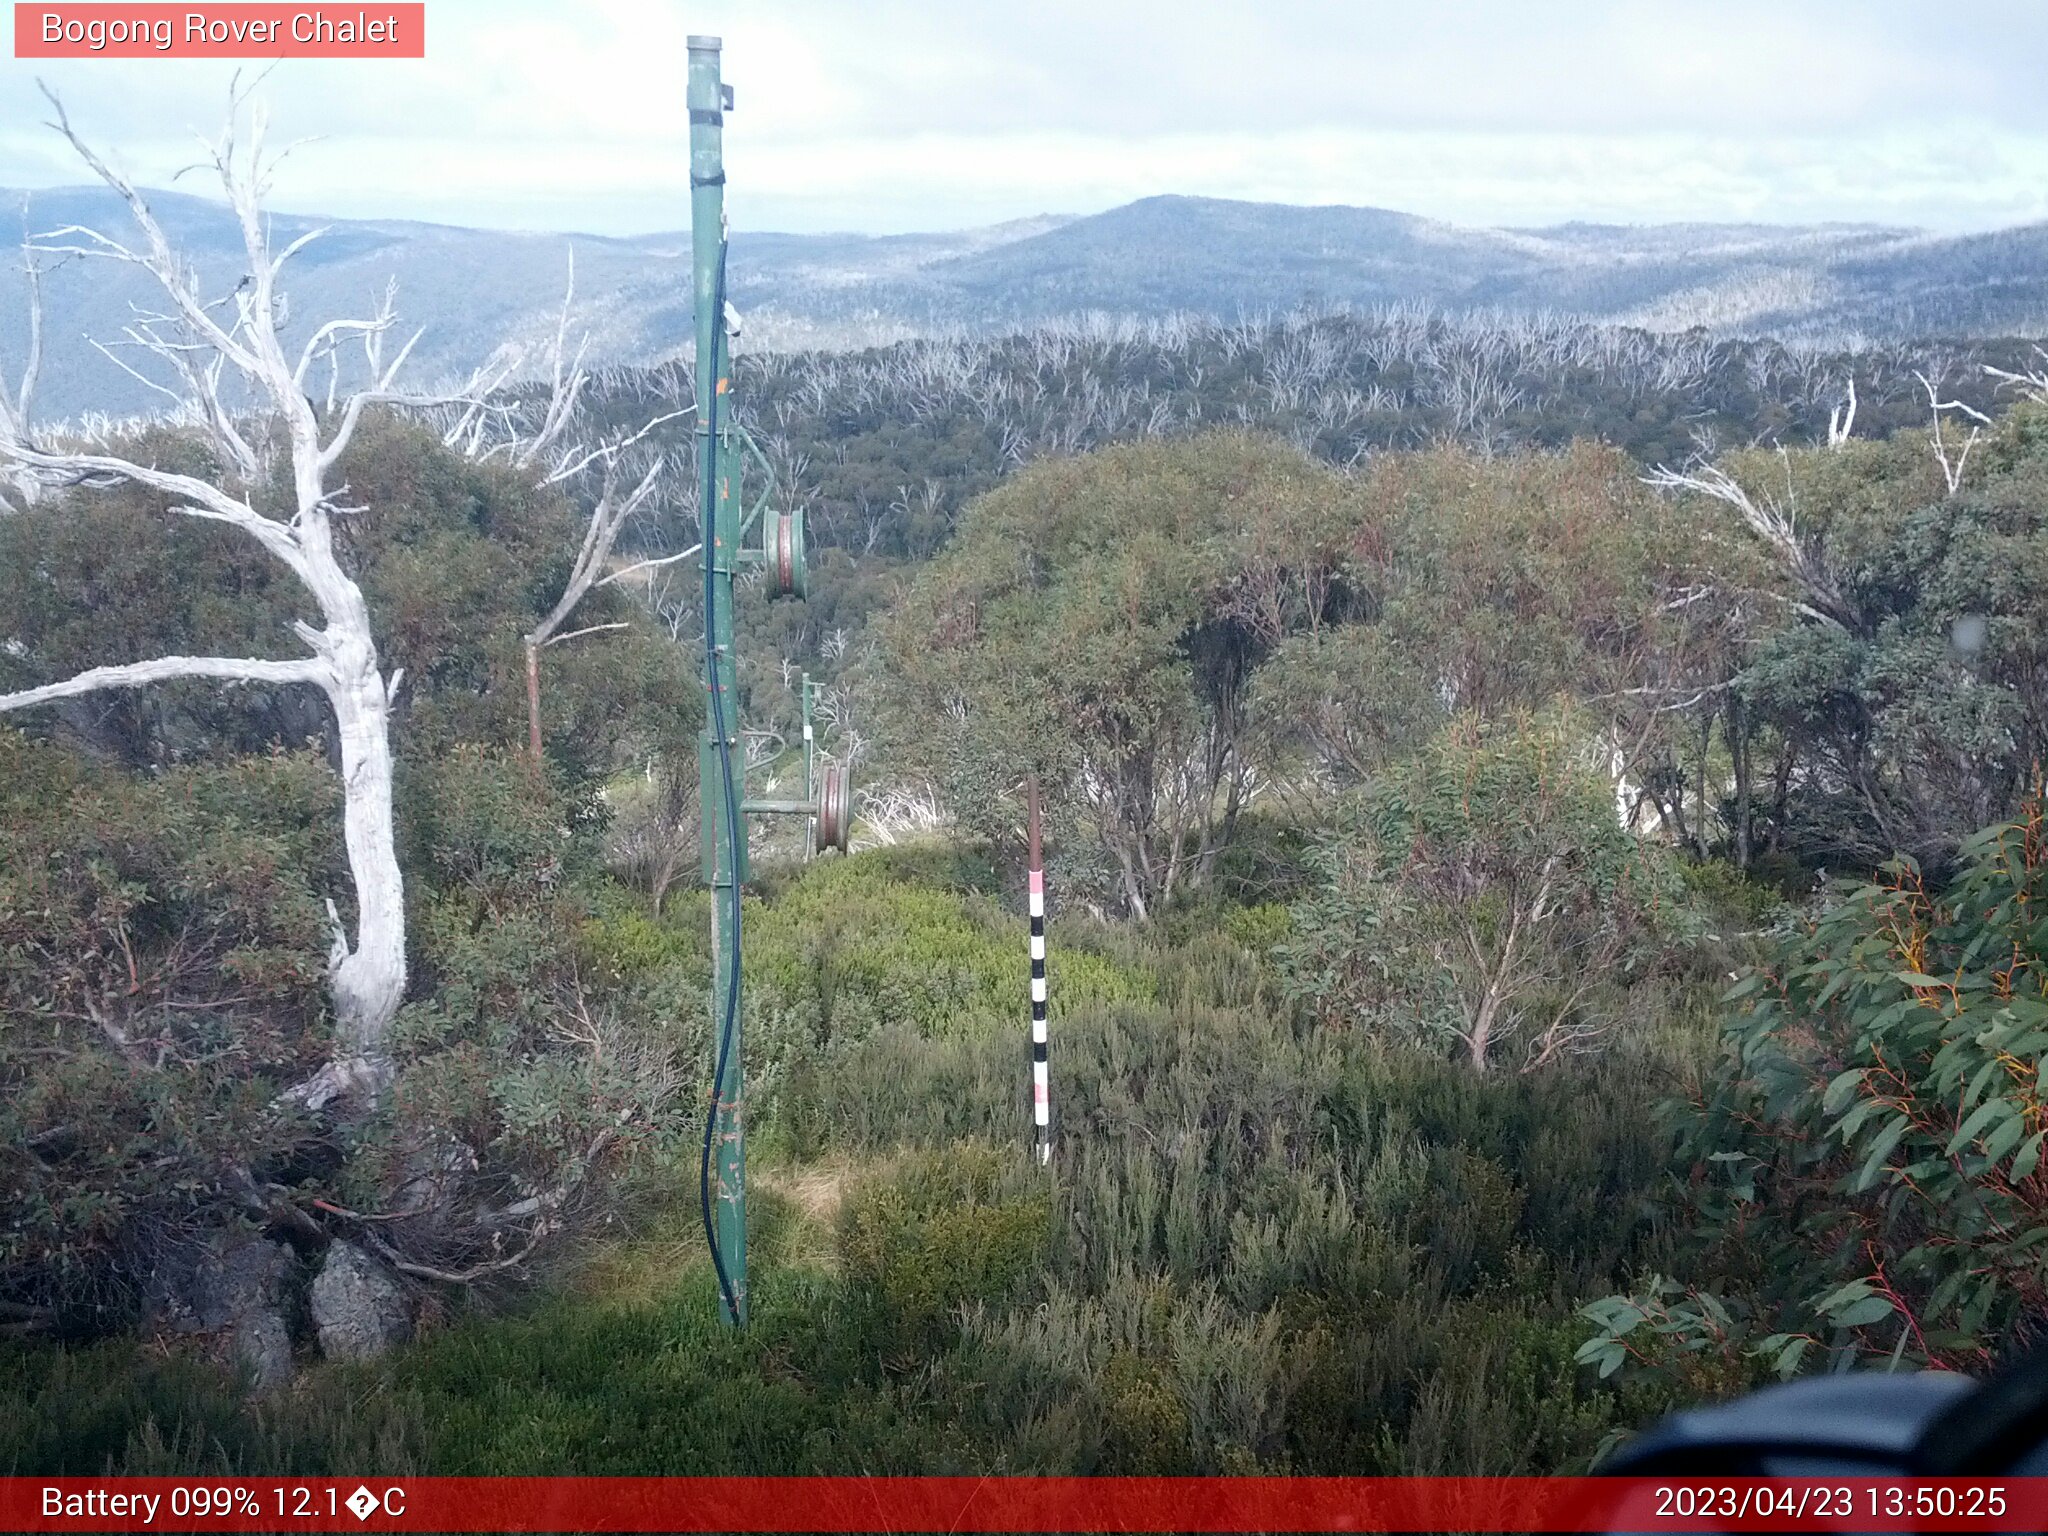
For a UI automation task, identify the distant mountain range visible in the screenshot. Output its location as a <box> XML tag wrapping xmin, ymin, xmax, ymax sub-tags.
<box><xmin>3</xmin><ymin>188</ymin><xmax>2046</xmax><ymax>420</ymax></box>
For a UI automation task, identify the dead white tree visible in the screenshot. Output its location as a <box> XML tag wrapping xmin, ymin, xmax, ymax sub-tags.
<box><xmin>519</xmin><ymin>441</ymin><xmax>686</xmax><ymax>764</ymax></box>
<box><xmin>0</xmin><ymin>88</ymin><xmax>499</xmax><ymax>1110</ymax></box>
<box><xmin>1984</xmin><ymin>351</ymin><xmax>2048</xmax><ymax>402</ymax></box>
<box><xmin>852</xmin><ymin>780</ymin><xmax>948</xmax><ymax>849</ymax></box>
<box><xmin>1915</xmin><ymin>369</ymin><xmax>1990</xmax><ymax>497</ymax></box>
<box><xmin>1644</xmin><ymin>452</ymin><xmax>1851</xmax><ymax>631</ymax></box>
<box><xmin>511</xmin><ymin>283</ymin><xmax>692</xmax><ymax>764</ymax></box>
<box><xmin>0</xmin><ymin>234</ymin><xmax>44</xmax><ymax>512</ymax></box>
<box><xmin>507</xmin><ymin>252</ymin><xmax>593</xmax><ymax>470</ymax></box>
<box><xmin>1826</xmin><ymin>376</ymin><xmax>1856</xmax><ymax>449</ymax></box>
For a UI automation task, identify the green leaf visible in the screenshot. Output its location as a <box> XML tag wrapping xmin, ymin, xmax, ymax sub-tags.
<box><xmin>1773</xmin><ymin>1337</ymin><xmax>1810</xmax><ymax>1378</ymax></box>
<box><xmin>1928</xmin><ymin>1269</ymin><xmax>1969</xmax><ymax>1321</ymax></box>
<box><xmin>2011</xmin><ymin>1130</ymin><xmax>2047</xmax><ymax>1181</ymax></box>
<box><xmin>1822</xmin><ymin>1068</ymin><xmax>1866</xmax><ymax>1114</ymax></box>
<box><xmin>1838</xmin><ymin>1097</ymin><xmax>1891</xmax><ymax>1140</ymax></box>
<box><xmin>1577</xmin><ymin>1341</ymin><xmax>1626</xmax><ymax>1379</ymax></box>
<box><xmin>1962</xmin><ymin>1058</ymin><xmax>2005</xmax><ymax>1113</ymax></box>
<box><xmin>1982</xmin><ymin>1112</ymin><xmax>2029</xmax><ymax>1167</ymax></box>
<box><xmin>1834</xmin><ymin>1294</ymin><xmax>1896</xmax><ymax>1328</ymax></box>
<box><xmin>1949</xmin><ymin>1097</ymin><xmax>2016</xmax><ymax>1156</ymax></box>
<box><xmin>1854</xmin><ymin>1114</ymin><xmax>1911</xmax><ymax>1193</ymax></box>
<box><xmin>1815</xmin><ymin>1279</ymin><xmax>1874</xmax><ymax>1311</ymax></box>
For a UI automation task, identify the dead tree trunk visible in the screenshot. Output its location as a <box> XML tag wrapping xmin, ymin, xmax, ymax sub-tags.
<box><xmin>0</xmin><ymin>87</ymin><xmax>506</xmax><ymax>1107</ymax></box>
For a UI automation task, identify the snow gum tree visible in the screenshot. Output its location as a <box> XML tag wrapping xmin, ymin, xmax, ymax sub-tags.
<box><xmin>0</xmin><ymin>90</ymin><xmax>503</xmax><ymax>1109</ymax></box>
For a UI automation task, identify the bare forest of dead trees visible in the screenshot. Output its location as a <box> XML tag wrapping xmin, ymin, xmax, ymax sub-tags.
<box><xmin>570</xmin><ymin>307</ymin><xmax>2031</xmax><ymax>568</ymax></box>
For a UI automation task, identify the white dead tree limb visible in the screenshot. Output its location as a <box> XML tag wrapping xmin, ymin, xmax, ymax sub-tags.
<box><xmin>418</xmin><ymin>256</ymin><xmax>587</xmax><ymax>464</ymax></box>
<box><xmin>0</xmin><ymin>232</ymin><xmax>44</xmax><ymax>512</ymax></box>
<box><xmin>0</xmin><ymin>86</ymin><xmax>500</xmax><ymax>1111</ymax></box>
<box><xmin>520</xmin><ymin>446</ymin><xmax>671</xmax><ymax>765</ymax></box>
<box><xmin>429</xmin><ymin>252</ymin><xmax>696</xmax><ymax>765</ymax></box>
<box><xmin>1984</xmin><ymin>351</ymin><xmax>2048</xmax><ymax>403</ymax></box>
<box><xmin>1826</xmin><ymin>376</ymin><xmax>1856</xmax><ymax>449</ymax></box>
<box><xmin>511</xmin><ymin>251</ymin><xmax>592</xmax><ymax>470</ymax></box>
<box><xmin>1644</xmin><ymin>453</ymin><xmax>1850</xmax><ymax>631</ymax></box>
<box><xmin>1915</xmin><ymin>369</ymin><xmax>1990</xmax><ymax>497</ymax></box>
<box><xmin>440</xmin><ymin>252</ymin><xmax>675</xmax><ymax>480</ymax></box>
<box><xmin>852</xmin><ymin>781</ymin><xmax>948</xmax><ymax>849</ymax></box>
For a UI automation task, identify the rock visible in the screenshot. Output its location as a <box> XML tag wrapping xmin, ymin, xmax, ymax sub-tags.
<box><xmin>211</xmin><ymin>1238</ymin><xmax>296</xmax><ymax>1392</ymax></box>
<box><xmin>147</xmin><ymin>1231</ymin><xmax>299</xmax><ymax>1392</ymax></box>
<box><xmin>310</xmin><ymin>1240</ymin><xmax>412</xmax><ymax>1360</ymax></box>
<box><xmin>231</xmin><ymin>1306</ymin><xmax>295</xmax><ymax>1393</ymax></box>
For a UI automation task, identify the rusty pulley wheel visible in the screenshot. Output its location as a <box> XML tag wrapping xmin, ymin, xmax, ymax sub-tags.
<box><xmin>765</xmin><ymin>508</ymin><xmax>808</xmax><ymax>600</ymax></box>
<box><xmin>814</xmin><ymin>763</ymin><xmax>851</xmax><ymax>855</ymax></box>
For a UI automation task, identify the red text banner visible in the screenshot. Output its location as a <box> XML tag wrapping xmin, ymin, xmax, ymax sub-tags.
<box><xmin>3</xmin><ymin>1476</ymin><xmax>2046</xmax><ymax>1532</ymax></box>
<box><xmin>14</xmin><ymin>5</ymin><xmax>425</xmax><ymax>57</ymax></box>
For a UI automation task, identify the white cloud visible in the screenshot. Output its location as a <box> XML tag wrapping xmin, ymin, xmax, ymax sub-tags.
<box><xmin>1</xmin><ymin>0</ymin><xmax>2043</xmax><ymax>234</ymax></box>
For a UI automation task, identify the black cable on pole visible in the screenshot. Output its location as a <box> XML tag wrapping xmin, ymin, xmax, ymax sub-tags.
<box><xmin>699</xmin><ymin>238</ymin><xmax>743</xmax><ymax>1323</ymax></box>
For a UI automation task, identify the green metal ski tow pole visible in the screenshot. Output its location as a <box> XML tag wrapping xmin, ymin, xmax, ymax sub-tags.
<box><xmin>690</xmin><ymin>32</ymin><xmax>747</xmax><ymax>1329</ymax></box>
<box><xmin>688</xmin><ymin>35</ymin><xmax>842</xmax><ymax>1330</ymax></box>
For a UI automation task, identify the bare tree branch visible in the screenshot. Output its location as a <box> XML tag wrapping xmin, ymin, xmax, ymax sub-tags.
<box><xmin>541</xmin><ymin>406</ymin><xmax>687</xmax><ymax>486</ymax></box>
<box><xmin>1826</xmin><ymin>376</ymin><xmax>1856</xmax><ymax>449</ymax></box>
<box><xmin>597</xmin><ymin>543</ymin><xmax>701</xmax><ymax>589</ymax></box>
<box><xmin>521</xmin><ymin>450</ymin><xmax>671</xmax><ymax>761</ymax></box>
<box><xmin>0</xmin><ymin>227</ymin><xmax>44</xmax><ymax>511</ymax></box>
<box><xmin>0</xmin><ymin>654</ymin><xmax>328</xmax><ymax>712</ymax></box>
<box><xmin>542</xmin><ymin>621</ymin><xmax>629</xmax><ymax>649</ymax></box>
<box><xmin>1915</xmin><ymin>369</ymin><xmax>1987</xmax><ymax>497</ymax></box>
<box><xmin>1644</xmin><ymin>455</ymin><xmax>1850</xmax><ymax>630</ymax></box>
<box><xmin>1984</xmin><ymin>352</ymin><xmax>2048</xmax><ymax>402</ymax></box>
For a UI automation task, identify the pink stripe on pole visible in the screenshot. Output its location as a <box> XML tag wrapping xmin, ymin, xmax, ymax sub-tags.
<box><xmin>1034</xmin><ymin>1083</ymin><xmax>1049</xmax><ymax>1108</ymax></box>
<box><xmin>1028</xmin><ymin>869</ymin><xmax>1044</xmax><ymax>895</ymax></box>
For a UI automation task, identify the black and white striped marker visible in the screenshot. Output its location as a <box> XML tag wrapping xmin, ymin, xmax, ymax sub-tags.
<box><xmin>1027</xmin><ymin>775</ymin><xmax>1050</xmax><ymax>1166</ymax></box>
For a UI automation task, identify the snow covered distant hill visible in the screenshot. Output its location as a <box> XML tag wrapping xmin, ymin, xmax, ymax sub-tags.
<box><xmin>2</xmin><ymin>187</ymin><xmax>2042</xmax><ymax>420</ymax></box>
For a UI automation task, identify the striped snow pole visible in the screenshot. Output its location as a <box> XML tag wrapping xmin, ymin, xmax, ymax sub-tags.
<box><xmin>1027</xmin><ymin>775</ymin><xmax>1051</xmax><ymax>1166</ymax></box>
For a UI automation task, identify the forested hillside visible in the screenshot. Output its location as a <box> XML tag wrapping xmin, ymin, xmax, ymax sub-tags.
<box><xmin>10</xmin><ymin>185</ymin><xmax>2048</xmax><ymax>419</ymax></box>
<box><xmin>9</xmin><ymin>246</ymin><xmax>2048</xmax><ymax>1477</ymax></box>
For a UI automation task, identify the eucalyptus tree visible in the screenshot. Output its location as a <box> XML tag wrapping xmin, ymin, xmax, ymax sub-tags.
<box><xmin>1645</xmin><ymin>397</ymin><xmax>2048</xmax><ymax>872</ymax></box>
<box><xmin>884</xmin><ymin>430</ymin><xmax>1355</xmax><ymax>917</ymax></box>
<box><xmin>1279</xmin><ymin>712</ymin><xmax>1687</xmax><ymax>1072</ymax></box>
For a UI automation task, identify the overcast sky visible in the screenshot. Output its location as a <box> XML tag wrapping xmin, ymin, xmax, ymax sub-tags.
<box><xmin>4</xmin><ymin>0</ymin><xmax>2046</xmax><ymax>237</ymax></box>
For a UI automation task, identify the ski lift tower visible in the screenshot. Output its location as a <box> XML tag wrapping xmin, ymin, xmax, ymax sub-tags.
<box><xmin>689</xmin><ymin>35</ymin><xmax>851</xmax><ymax>1329</ymax></box>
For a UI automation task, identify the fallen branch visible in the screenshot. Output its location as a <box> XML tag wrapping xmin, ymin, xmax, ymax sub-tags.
<box><xmin>362</xmin><ymin>1222</ymin><xmax>549</xmax><ymax>1284</ymax></box>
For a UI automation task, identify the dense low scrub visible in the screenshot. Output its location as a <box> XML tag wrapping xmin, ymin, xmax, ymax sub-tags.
<box><xmin>6</xmin><ymin>848</ymin><xmax>1718</xmax><ymax>1475</ymax></box>
<box><xmin>13</xmin><ymin>394</ymin><xmax>2047</xmax><ymax>1478</ymax></box>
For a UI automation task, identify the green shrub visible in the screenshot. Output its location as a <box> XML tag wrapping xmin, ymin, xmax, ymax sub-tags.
<box><xmin>1279</xmin><ymin>712</ymin><xmax>1694</xmax><ymax>1072</ymax></box>
<box><xmin>1675</xmin><ymin>855</ymin><xmax>1788</xmax><ymax>929</ymax></box>
<box><xmin>0</xmin><ymin>735</ymin><xmax>334</xmax><ymax>1326</ymax></box>
<box><xmin>749</xmin><ymin>852</ymin><xmax>1151</xmax><ymax>1044</ymax></box>
<box><xmin>1097</xmin><ymin>1349</ymin><xmax>1192</xmax><ymax>1473</ymax></box>
<box><xmin>6</xmin><ymin>814</ymin><xmax>1709</xmax><ymax>1478</ymax></box>
<box><xmin>1582</xmin><ymin>789</ymin><xmax>2048</xmax><ymax>1386</ymax></box>
<box><xmin>838</xmin><ymin>1143</ymin><xmax>1050</xmax><ymax>1359</ymax></box>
